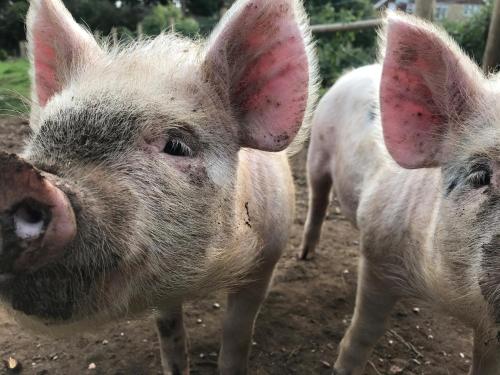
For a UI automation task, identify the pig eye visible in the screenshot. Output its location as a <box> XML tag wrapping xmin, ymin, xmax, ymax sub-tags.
<box><xmin>163</xmin><ymin>138</ymin><xmax>192</xmax><ymax>157</ymax></box>
<box><xmin>468</xmin><ymin>166</ymin><xmax>491</xmax><ymax>188</ymax></box>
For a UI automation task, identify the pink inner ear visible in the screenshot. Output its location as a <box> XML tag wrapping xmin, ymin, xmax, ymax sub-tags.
<box><xmin>380</xmin><ymin>19</ymin><xmax>450</xmax><ymax>168</ymax></box>
<box><xmin>34</xmin><ymin>37</ymin><xmax>60</xmax><ymax>106</ymax></box>
<box><xmin>30</xmin><ymin>1</ymin><xmax>69</xmax><ymax>107</ymax></box>
<box><xmin>29</xmin><ymin>0</ymin><xmax>98</xmax><ymax>107</ymax></box>
<box><xmin>209</xmin><ymin>1</ymin><xmax>310</xmax><ymax>152</ymax></box>
<box><xmin>238</xmin><ymin>22</ymin><xmax>309</xmax><ymax>151</ymax></box>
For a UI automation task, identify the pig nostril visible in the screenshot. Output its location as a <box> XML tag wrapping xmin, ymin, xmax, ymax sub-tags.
<box><xmin>12</xmin><ymin>200</ymin><xmax>48</xmax><ymax>240</ymax></box>
<box><xmin>16</xmin><ymin>205</ymin><xmax>43</xmax><ymax>224</ymax></box>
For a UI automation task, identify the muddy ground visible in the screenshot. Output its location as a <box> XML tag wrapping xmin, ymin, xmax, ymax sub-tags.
<box><xmin>0</xmin><ymin>115</ymin><xmax>472</xmax><ymax>375</ymax></box>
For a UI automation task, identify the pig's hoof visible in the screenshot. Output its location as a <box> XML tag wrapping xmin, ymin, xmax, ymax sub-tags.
<box><xmin>296</xmin><ymin>248</ymin><xmax>315</xmax><ymax>261</ymax></box>
<box><xmin>332</xmin><ymin>368</ymin><xmax>351</xmax><ymax>375</ymax></box>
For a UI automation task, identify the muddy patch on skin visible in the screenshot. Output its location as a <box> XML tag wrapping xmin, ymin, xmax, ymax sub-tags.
<box><xmin>0</xmin><ymin>266</ymin><xmax>93</xmax><ymax>321</ymax></box>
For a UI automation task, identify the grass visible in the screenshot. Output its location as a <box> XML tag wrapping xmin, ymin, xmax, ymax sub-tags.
<box><xmin>0</xmin><ymin>59</ymin><xmax>30</xmax><ymax>115</ymax></box>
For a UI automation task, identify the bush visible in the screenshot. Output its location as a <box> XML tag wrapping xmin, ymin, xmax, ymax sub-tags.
<box><xmin>443</xmin><ymin>0</ymin><xmax>492</xmax><ymax>66</ymax></box>
<box><xmin>0</xmin><ymin>49</ymin><xmax>9</xmax><ymax>61</ymax></box>
<box><xmin>186</xmin><ymin>0</ymin><xmax>223</xmax><ymax>17</ymax></box>
<box><xmin>65</xmin><ymin>0</ymin><xmax>145</xmax><ymax>36</ymax></box>
<box><xmin>309</xmin><ymin>2</ymin><xmax>377</xmax><ymax>88</ymax></box>
<box><xmin>0</xmin><ymin>0</ymin><xmax>29</xmax><ymax>54</ymax></box>
<box><xmin>143</xmin><ymin>4</ymin><xmax>200</xmax><ymax>38</ymax></box>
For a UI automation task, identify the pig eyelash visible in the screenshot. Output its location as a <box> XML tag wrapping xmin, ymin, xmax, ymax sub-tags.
<box><xmin>163</xmin><ymin>138</ymin><xmax>193</xmax><ymax>157</ymax></box>
<box><xmin>467</xmin><ymin>168</ymin><xmax>491</xmax><ymax>188</ymax></box>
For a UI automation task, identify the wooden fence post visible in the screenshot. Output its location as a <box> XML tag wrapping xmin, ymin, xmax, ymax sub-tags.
<box><xmin>415</xmin><ymin>0</ymin><xmax>435</xmax><ymax>21</ymax></box>
<box><xmin>19</xmin><ymin>41</ymin><xmax>28</xmax><ymax>59</ymax></box>
<box><xmin>137</xmin><ymin>22</ymin><xmax>144</xmax><ymax>40</ymax></box>
<box><xmin>483</xmin><ymin>0</ymin><xmax>500</xmax><ymax>72</ymax></box>
<box><xmin>111</xmin><ymin>27</ymin><xmax>118</xmax><ymax>46</ymax></box>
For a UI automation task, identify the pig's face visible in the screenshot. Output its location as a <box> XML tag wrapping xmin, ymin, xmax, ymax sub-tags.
<box><xmin>14</xmin><ymin>95</ymin><xmax>233</xmax><ymax>323</ymax></box>
<box><xmin>438</xmin><ymin>124</ymin><xmax>500</xmax><ymax>326</ymax></box>
<box><xmin>380</xmin><ymin>14</ymin><xmax>500</xmax><ymax>327</ymax></box>
<box><xmin>0</xmin><ymin>0</ymin><xmax>316</xmax><ymax>329</ymax></box>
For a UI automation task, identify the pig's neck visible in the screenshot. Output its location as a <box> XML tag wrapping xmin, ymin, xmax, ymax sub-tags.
<box><xmin>197</xmin><ymin>148</ymin><xmax>293</xmax><ymax>293</ymax></box>
<box><xmin>375</xmin><ymin>166</ymin><xmax>485</xmax><ymax>321</ymax></box>
<box><xmin>360</xmin><ymin>166</ymin><xmax>441</xmax><ymax>285</ymax></box>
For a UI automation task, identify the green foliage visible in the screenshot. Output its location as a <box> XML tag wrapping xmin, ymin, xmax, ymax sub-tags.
<box><xmin>65</xmin><ymin>0</ymin><xmax>145</xmax><ymax>35</ymax></box>
<box><xmin>443</xmin><ymin>1</ymin><xmax>492</xmax><ymax>66</ymax></box>
<box><xmin>0</xmin><ymin>0</ymin><xmax>29</xmax><ymax>54</ymax></box>
<box><xmin>309</xmin><ymin>2</ymin><xmax>377</xmax><ymax>88</ymax></box>
<box><xmin>186</xmin><ymin>0</ymin><xmax>223</xmax><ymax>16</ymax></box>
<box><xmin>143</xmin><ymin>4</ymin><xmax>200</xmax><ymax>37</ymax></box>
<box><xmin>0</xmin><ymin>50</ymin><xmax>9</xmax><ymax>61</ymax></box>
<box><xmin>0</xmin><ymin>59</ymin><xmax>30</xmax><ymax>115</ymax></box>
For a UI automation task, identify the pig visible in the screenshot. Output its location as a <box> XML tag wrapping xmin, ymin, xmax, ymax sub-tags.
<box><xmin>0</xmin><ymin>0</ymin><xmax>318</xmax><ymax>373</ymax></box>
<box><xmin>300</xmin><ymin>12</ymin><xmax>500</xmax><ymax>375</ymax></box>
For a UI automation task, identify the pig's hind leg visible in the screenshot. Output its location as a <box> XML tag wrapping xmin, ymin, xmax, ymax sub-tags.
<box><xmin>298</xmin><ymin>137</ymin><xmax>333</xmax><ymax>260</ymax></box>
<box><xmin>334</xmin><ymin>256</ymin><xmax>398</xmax><ymax>375</ymax></box>
<box><xmin>156</xmin><ymin>304</ymin><xmax>189</xmax><ymax>375</ymax></box>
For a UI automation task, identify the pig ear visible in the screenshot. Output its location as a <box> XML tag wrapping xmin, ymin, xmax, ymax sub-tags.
<box><xmin>203</xmin><ymin>0</ymin><xmax>312</xmax><ymax>151</ymax></box>
<box><xmin>380</xmin><ymin>13</ymin><xmax>484</xmax><ymax>168</ymax></box>
<box><xmin>27</xmin><ymin>0</ymin><xmax>102</xmax><ymax>107</ymax></box>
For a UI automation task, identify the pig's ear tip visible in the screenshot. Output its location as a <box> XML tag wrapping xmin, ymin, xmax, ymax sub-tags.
<box><xmin>28</xmin><ymin>0</ymin><xmax>49</xmax><ymax>13</ymax></box>
<box><xmin>384</xmin><ymin>11</ymin><xmax>427</xmax><ymax>36</ymax></box>
<box><xmin>385</xmin><ymin>11</ymin><xmax>410</xmax><ymax>26</ymax></box>
<box><xmin>29</xmin><ymin>0</ymin><xmax>47</xmax><ymax>8</ymax></box>
<box><xmin>29</xmin><ymin>0</ymin><xmax>62</xmax><ymax>11</ymax></box>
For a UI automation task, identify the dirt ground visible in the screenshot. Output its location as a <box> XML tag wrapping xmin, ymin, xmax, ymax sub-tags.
<box><xmin>0</xmin><ymin>115</ymin><xmax>472</xmax><ymax>375</ymax></box>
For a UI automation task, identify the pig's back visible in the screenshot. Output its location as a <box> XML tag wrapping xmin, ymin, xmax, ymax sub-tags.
<box><xmin>312</xmin><ymin>64</ymin><xmax>390</xmax><ymax>225</ymax></box>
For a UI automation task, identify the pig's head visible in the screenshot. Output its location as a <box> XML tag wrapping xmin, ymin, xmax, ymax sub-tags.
<box><xmin>0</xmin><ymin>0</ymin><xmax>317</xmax><ymax>330</ymax></box>
<box><xmin>380</xmin><ymin>13</ymin><xmax>500</xmax><ymax>329</ymax></box>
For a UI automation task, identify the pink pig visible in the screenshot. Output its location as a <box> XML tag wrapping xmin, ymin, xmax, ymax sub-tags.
<box><xmin>0</xmin><ymin>0</ymin><xmax>318</xmax><ymax>373</ymax></box>
<box><xmin>301</xmin><ymin>13</ymin><xmax>500</xmax><ymax>375</ymax></box>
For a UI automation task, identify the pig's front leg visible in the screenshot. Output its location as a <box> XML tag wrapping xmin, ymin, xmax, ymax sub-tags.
<box><xmin>218</xmin><ymin>262</ymin><xmax>276</xmax><ymax>375</ymax></box>
<box><xmin>156</xmin><ymin>304</ymin><xmax>189</xmax><ymax>375</ymax></box>
<box><xmin>469</xmin><ymin>329</ymin><xmax>500</xmax><ymax>375</ymax></box>
<box><xmin>334</xmin><ymin>257</ymin><xmax>398</xmax><ymax>375</ymax></box>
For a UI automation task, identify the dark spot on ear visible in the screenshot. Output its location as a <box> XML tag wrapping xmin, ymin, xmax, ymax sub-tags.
<box><xmin>398</xmin><ymin>44</ymin><xmax>418</xmax><ymax>64</ymax></box>
<box><xmin>273</xmin><ymin>132</ymin><xmax>290</xmax><ymax>146</ymax></box>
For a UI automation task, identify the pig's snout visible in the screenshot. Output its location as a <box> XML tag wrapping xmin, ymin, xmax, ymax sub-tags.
<box><xmin>0</xmin><ymin>152</ymin><xmax>76</xmax><ymax>273</ymax></box>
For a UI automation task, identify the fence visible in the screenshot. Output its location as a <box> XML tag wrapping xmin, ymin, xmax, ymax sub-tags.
<box><xmin>311</xmin><ymin>19</ymin><xmax>383</xmax><ymax>34</ymax></box>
